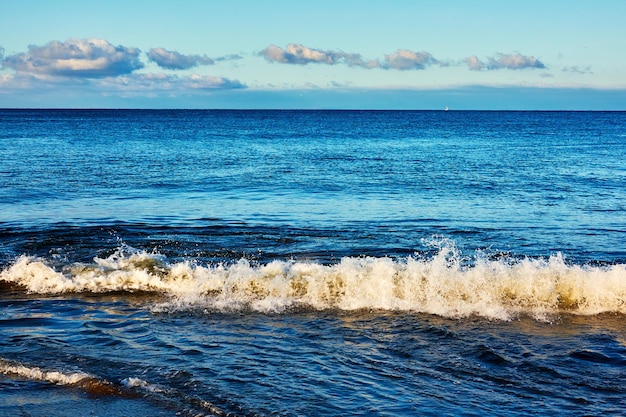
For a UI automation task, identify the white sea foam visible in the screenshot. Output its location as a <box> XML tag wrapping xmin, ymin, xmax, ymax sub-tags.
<box><xmin>2</xmin><ymin>245</ymin><xmax>625</xmax><ymax>320</ymax></box>
<box><xmin>121</xmin><ymin>376</ymin><xmax>164</xmax><ymax>393</ymax></box>
<box><xmin>0</xmin><ymin>359</ymin><xmax>129</xmax><ymax>396</ymax></box>
<box><xmin>121</xmin><ymin>376</ymin><xmax>149</xmax><ymax>388</ymax></box>
<box><xmin>0</xmin><ymin>360</ymin><xmax>90</xmax><ymax>386</ymax></box>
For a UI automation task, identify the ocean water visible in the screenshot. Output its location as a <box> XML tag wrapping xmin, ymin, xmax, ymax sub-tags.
<box><xmin>1</xmin><ymin>109</ymin><xmax>625</xmax><ymax>416</ymax></box>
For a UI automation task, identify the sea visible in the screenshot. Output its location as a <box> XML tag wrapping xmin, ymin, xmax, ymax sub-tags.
<box><xmin>0</xmin><ymin>109</ymin><xmax>625</xmax><ymax>416</ymax></box>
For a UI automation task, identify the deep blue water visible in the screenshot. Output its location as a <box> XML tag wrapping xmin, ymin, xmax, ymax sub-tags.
<box><xmin>1</xmin><ymin>109</ymin><xmax>625</xmax><ymax>416</ymax></box>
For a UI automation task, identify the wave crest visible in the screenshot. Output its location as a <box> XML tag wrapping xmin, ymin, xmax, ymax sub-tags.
<box><xmin>2</xmin><ymin>245</ymin><xmax>625</xmax><ymax>320</ymax></box>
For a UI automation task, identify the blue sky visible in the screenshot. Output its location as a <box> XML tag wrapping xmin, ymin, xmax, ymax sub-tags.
<box><xmin>1</xmin><ymin>0</ymin><xmax>625</xmax><ymax>109</ymax></box>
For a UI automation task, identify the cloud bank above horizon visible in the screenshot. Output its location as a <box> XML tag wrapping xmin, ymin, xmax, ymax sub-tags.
<box><xmin>1</xmin><ymin>38</ymin><xmax>553</xmax><ymax>91</ymax></box>
<box><xmin>2</xmin><ymin>38</ymin><xmax>549</xmax><ymax>78</ymax></box>
<box><xmin>0</xmin><ymin>36</ymin><xmax>621</xmax><ymax>109</ymax></box>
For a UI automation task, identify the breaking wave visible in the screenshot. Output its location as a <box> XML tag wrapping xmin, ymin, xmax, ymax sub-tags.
<box><xmin>2</xmin><ymin>244</ymin><xmax>625</xmax><ymax>320</ymax></box>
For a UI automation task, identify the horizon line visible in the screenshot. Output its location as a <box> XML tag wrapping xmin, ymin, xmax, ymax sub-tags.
<box><xmin>2</xmin><ymin>107</ymin><xmax>625</xmax><ymax>112</ymax></box>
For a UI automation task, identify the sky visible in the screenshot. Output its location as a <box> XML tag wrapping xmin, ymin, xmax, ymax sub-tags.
<box><xmin>1</xmin><ymin>0</ymin><xmax>625</xmax><ymax>109</ymax></box>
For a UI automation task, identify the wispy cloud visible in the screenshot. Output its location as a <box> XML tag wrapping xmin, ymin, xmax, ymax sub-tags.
<box><xmin>147</xmin><ymin>47</ymin><xmax>213</xmax><ymax>69</ymax></box>
<box><xmin>0</xmin><ymin>71</ymin><xmax>246</xmax><ymax>93</ymax></box>
<box><xmin>147</xmin><ymin>47</ymin><xmax>242</xmax><ymax>70</ymax></box>
<box><xmin>562</xmin><ymin>65</ymin><xmax>593</xmax><ymax>75</ymax></box>
<box><xmin>2</xmin><ymin>38</ymin><xmax>144</xmax><ymax>77</ymax></box>
<box><xmin>168</xmin><ymin>73</ymin><xmax>246</xmax><ymax>90</ymax></box>
<box><xmin>465</xmin><ymin>52</ymin><xmax>546</xmax><ymax>71</ymax></box>
<box><xmin>259</xmin><ymin>44</ymin><xmax>379</xmax><ymax>68</ymax></box>
<box><xmin>103</xmin><ymin>73</ymin><xmax>246</xmax><ymax>91</ymax></box>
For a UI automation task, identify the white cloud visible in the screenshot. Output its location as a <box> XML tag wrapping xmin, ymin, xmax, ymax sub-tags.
<box><xmin>2</xmin><ymin>38</ymin><xmax>143</xmax><ymax>77</ymax></box>
<box><xmin>259</xmin><ymin>43</ymin><xmax>380</xmax><ymax>68</ymax></box>
<box><xmin>382</xmin><ymin>50</ymin><xmax>439</xmax><ymax>70</ymax></box>
<box><xmin>260</xmin><ymin>44</ymin><xmax>335</xmax><ymax>65</ymax></box>
<box><xmin>465</xmin><ymin>55</ymin><xmax>485</xmax><ymax>71</ymax></box>
<box><xmin>260</xmin><ymin>44</ymin><xmax>444</xmax><ymax>71</ymax></box>
<box><xmin>490</xmin><ymin>53</ymin><xmax>545</xmax><ymax>70</ymax></box>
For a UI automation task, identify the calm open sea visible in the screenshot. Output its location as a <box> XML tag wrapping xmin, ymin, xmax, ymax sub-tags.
<box><xmin>1</xmin><ymin>109</ymin><xmax>625</xmax><ymax>416</ymax></box>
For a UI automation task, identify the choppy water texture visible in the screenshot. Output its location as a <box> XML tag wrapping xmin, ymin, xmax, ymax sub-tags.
<box><xmin>1</xmin><ymin>109</ymin><xmax>625</xmax><ymax>416</ymax></box>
